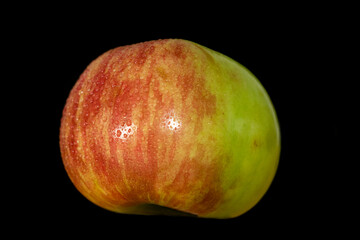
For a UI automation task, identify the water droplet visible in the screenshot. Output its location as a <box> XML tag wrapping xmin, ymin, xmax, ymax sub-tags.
<box><xmin>112</xmin><ymin>121</ymin><xmax>137</xmax><ymax>140</ymax></box>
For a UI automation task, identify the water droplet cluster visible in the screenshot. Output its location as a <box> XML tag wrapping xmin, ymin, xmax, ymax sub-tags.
<box><xmin>113</xmin><ymin>121</ymin><xmax>137</xmax><ymax>140</ymax></box>
<box><xmin>162</xmin><ymin>112</ymin><xmax>181</xmax><ymax>131</ymax></box>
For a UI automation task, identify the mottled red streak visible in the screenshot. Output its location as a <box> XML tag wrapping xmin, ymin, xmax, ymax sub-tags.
<box><xmin>106</xmin><ymin>43</ymin><xmax>159</xmax><ymax>202</ymax></box>
<box><xmin>61</xmin><ymin>39</ymin><xmax>223</xmax><ymax>214</ymax></box>
<box><xmin>64</xmin><ymin>73</ymin><xmax>85</xmax><ymax>172</ymax></box>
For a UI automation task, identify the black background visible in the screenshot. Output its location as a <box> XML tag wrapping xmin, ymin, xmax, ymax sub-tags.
<box><xmin>8</xmin><ymin>3</ymin><xmax>350</xmax><ymax>237</ymax></box>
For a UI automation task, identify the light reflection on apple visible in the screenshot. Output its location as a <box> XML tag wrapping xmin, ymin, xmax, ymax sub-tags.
<box><xmin>162</xmin><ymin>111</ymin><xmax>181</xmax><ymax>131</ymax></box>
<box><xmin>113</xmin><ymin>121</ymin><xmax>137</xmax><ymax>140</ymax></box>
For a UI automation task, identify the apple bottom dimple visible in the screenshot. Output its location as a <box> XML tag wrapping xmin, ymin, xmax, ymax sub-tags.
<box><xmin>103</xmin><ymin>203</ymin><xmax>198</xmax><ymax>217</ymax></box>
<box><xmin>133</xmin><ymin>204</ymin><xmax>198</xmax><ymax>217</ymax></box>
<box><xmin>102</xmin><ymin>188</ymin><xmax>223</xmax><ymax>218</ymax></box>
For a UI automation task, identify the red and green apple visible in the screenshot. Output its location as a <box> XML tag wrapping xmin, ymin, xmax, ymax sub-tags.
<box><xmin>59</xmin><ymin>39</ymin><xmax>280</xmax><ymax>218</ymax></box>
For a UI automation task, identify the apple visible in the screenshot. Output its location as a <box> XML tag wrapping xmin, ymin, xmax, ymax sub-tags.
<box><xmin>59</xmin><ymin>39</ymin><xmax>280</xmax><ymax>219</ymax></box>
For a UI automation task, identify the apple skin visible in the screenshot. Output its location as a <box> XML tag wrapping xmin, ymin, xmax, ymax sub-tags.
<box><xmin>59</xmin><ymin>39</ymin><xmax>280</xmax><ymax>219</ymax></box>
